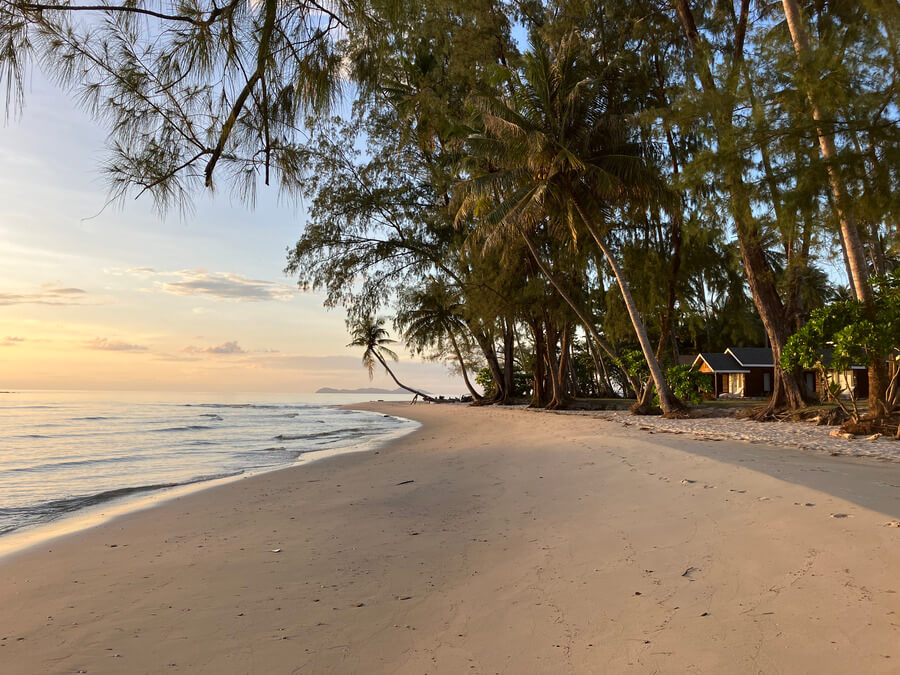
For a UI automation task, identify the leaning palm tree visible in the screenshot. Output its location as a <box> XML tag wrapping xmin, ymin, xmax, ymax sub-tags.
<box><xmin>395</xmin><ymin>280</ymin><xmax>484</xmax><ymax>402</ymax></box>
<box><xmin>456</xmin><ymin>31</ymin><xmax>683</xmax><ymax>414</ymax></box>
<box><xmin>347</xmin><ymin>315</ymin><xmax>431</xmax><ymax>399</ymax></box>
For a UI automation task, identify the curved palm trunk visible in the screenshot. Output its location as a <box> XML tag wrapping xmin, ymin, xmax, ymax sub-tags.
<box><xmin>592</xmin><ymin>230</ymin><xmax>680</xmax><ymax>414</ymax></box>
<box><xmin>448</xmin><ymin>332</ymin><xmax>483</xmax><ymax>402</ymax></box>
<box><xmin>465</xmin><ymin>322</ymin><xmax>506</xmax><ymax>403</ymax></box>
<box><xmin>572</xmin><ymin>204</ymin><xmax>683</xmax><ymax>415</ymax></box>
<box><xmin>374</xmin><ymin>353</ymin><xmax>432</xmax><ymax>400</ymax></box>
<box><xmin>520</xmin><ymin>231</ymin><xmax>642</xmax><ymax>399</ymax></box>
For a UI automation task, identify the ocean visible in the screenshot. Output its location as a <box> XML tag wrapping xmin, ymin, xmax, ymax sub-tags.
<box><xmin>0</xmin><ymin>390</ymin><xmax>416</xmax><ymax>541</ymax></box>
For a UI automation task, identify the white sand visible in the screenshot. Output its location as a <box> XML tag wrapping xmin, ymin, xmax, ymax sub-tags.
<box><xmin>1</xmin><ymin>402</ymin><xmax>899</xmax><ymax>674</ymax></box>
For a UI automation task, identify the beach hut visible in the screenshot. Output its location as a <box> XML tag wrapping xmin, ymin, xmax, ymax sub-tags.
<box><xmin>692</xmin><ymin>352</ymin><xmax>750</xmax><ymax>397</ymax></box>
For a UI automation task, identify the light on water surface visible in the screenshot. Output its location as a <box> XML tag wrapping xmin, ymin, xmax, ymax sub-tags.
<box><xmin>0</xmin><ymin>391</ymin><xmax>416</xmax><ymax>544</ymax></box>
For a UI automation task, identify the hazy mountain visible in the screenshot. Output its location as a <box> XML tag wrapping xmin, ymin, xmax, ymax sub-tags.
<box><xmin>315</xmin><ymin>387</ymin><xmax>424</xmax><ymax>395</ymax></box>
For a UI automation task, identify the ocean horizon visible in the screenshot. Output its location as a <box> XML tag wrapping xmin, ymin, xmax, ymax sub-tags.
<box><xmin>0</xmin><ymin>390</ymin><xmax>417</xmax><ymax>543</ymax></box>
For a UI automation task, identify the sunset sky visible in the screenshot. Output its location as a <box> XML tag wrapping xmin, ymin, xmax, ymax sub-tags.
<box><xmin>0</xmin><ymin>76</ymin><xmax>463</xmax><ymax>393</ymax></box>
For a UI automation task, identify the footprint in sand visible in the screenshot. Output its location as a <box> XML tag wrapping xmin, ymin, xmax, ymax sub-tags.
<box><xmin>830</xmin><ymin>513</ymin><xmax>852</xmax><ymax>519</ymax></box>
<box><xmin>729</xmin><ymin>489</ymin><xmax>747</xmax><ymax>494</ymax></box>
<box><xmin>681</xmin><ymin>479</ymin><xmax>696</xmax><ymax>485</ymax></box>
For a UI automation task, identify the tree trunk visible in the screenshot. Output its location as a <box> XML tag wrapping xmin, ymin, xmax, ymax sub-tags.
<box><xmin>586</xmin><ymin>330</ymin><xmax>616</xmax><ymax>397</ymax></box>
<box><xmin>502</xmin><ymin>319</ymin><xmax>515</xmax><ymax>400</ymax></box>
<box><xmin>467</xmin><ymin>322</ymin><xmax>506</xmax><ymax>403</ymax></box>
<box><xmin>448</xmin><ymin>332</ymin><xmax>482</xmax><ymax>402</ymax></box>
<box><xmin>781</xmin><ymin>0</ymin><xmax>871</xmax><ymax>304</ymax></box>
<box><xmin>374</xmin><ymin>353</ymin><xmax>432</xmax><ymax>400</ymax></box>
<box><xmin>543</xmin><ymin>318</ymin><xmax>564</xmax><ymax>410</ymax></box>
<box><xmin>655</xmin><ymin>214</ymin><xmax>681</xmax><ymax>364</ymax></box>
<box><xmin>572</xmin><ymin>202</ymin><xmax>683</xmax><ymax>415</ymax></box>
<box><xmin>673</xmin><ymin>0</ymin><xmax>806</xmax><ymax>413</ymax></box>
<box><xmin>781</xmin><ymin>0</ymin><xmax>888</xmax><ymax>416</ymax></box>
<box><xmin>529</xmin><ymin>317</ymin><xmax>547</xmax><ymax>407</ymax></box>
<box><xmin>557</xmin><ymin>323</ymin><xmax>573</xmax><ymax>407</ymax></box>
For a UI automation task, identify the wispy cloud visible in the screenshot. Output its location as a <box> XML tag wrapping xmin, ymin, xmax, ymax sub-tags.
<box><xmin>157</xmin><ymin>270</ymin><xmax>295</xmax><ymax>302</ymax></box>
<box><xmin>185</xmin><ymin>340</ymin><xmax>246</xmax><ymax>355</ymax></box>
<box><xmin>0</xmin><ymin>283</ymin><xmax>90</xmax><ymax>306</ymax></box>
<box><xmin>105</xmin><ymin>267</ymin><xmax>157</xmax><ymax>276</ymax></box>
<box><xmin>87</xmin><ymin>337</ymin><xmax>148</xmax><ymax>352</ymax></box>
<box><xmin>0</xmin><ymin>336</ymin><xmax>25</xmax><ymax>346</ymax></box>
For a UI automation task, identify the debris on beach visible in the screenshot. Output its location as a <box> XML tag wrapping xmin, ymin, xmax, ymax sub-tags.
<box><xmin>594</xmin><ymin>411</ymin><xmax>900</xmax><ymax>462</ymax></box>
<box><xmin>270</xmin><ymin>548</ymin><xmax>282</xmax><ymax>553</ymax></box>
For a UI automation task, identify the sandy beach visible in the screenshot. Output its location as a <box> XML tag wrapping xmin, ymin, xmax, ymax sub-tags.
<box><xmin>2</xmin><ymin>402</ymin><xmax>900</xmax><ymax>674</ymax></box>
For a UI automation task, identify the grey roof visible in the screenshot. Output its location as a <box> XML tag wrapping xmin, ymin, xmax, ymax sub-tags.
<box><xmin>726</xmin><ymin>347</ymin><xmax>774</xmax><ymax>367</ymax></box>
<box><xmin>694</xmin><ymin>352</ymin><xmax>749</xmax><ymax>373</ymax></box>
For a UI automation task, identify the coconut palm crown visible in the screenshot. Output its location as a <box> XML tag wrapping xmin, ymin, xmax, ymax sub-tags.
<box><xmin>347</xmin><ymin>315</ymin><xmax>431</xmax><ymax>399</ymax></box>
<box><xmin>455</xmin><ymin>29</ymin><xmax>683</xmax><ymax>414</ymax></box>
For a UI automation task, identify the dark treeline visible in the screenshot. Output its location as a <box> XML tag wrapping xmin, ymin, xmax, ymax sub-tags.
<box><xmin>3</xmin><ymin>0</ymin><xmax>898</xmax><ymax>415</ymax></box>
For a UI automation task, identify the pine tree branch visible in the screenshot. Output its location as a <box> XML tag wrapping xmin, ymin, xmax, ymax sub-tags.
<box><xmin>20</xmin><ymin>2</ymin><xmax>205</xmax><ymax>25</ymax></box>
<box><xmin>204</xmin><ymin>0</ymin><xmax>277</xmax><ymax>186</ymax></box>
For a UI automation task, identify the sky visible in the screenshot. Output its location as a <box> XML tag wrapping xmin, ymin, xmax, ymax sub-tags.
<box><xmin>0</xmin><ymin>76</ymin><xmax>465</xmax><ymax>394</ymax></box>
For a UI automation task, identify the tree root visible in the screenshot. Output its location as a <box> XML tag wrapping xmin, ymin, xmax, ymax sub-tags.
<box><xmin>630</xmin><ymin>401</ymin><xmax>662</xmax><ymax>416</ymax></box>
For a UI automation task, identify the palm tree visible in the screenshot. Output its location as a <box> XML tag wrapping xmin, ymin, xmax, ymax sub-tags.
<box><xmin>395</xmin><ymin>281</ymin><xmax>484</xmax><ymax>401</ymax></box>
<box><xmin>456</xmin><ymin>31</ymin><xmax>683</xmax><ymax>414</ymax></box>
<box><xmin>347</xmin><ymin>316</ymin><xmax>431</xmax><ymax>399</ymax></box>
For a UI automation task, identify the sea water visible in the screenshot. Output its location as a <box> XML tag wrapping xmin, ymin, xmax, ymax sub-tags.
<box><xmin>0</xmin><ymin>390</ymin><xmax>416</xmax><ymax>539</ymax></box>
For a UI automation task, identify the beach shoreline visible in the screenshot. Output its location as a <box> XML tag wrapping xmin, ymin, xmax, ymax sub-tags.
<box><xmin>0</xmin><ymin>407</ymin><xmax>419</xmax><ymax>561</ymax></box>
<box><xmin>2</xmin><ymin>402</ymin><xmax>899</xmax><ymax>673</ymax></box>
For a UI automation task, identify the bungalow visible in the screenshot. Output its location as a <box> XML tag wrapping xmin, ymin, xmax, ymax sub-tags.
<box><xmin>692</xmin><ymin>346</ymin><xmax>869</xmax><ymax>400</ymax></box>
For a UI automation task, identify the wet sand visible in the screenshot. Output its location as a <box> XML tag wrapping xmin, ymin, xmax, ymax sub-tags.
<box><xmin>1</xmin><ymin>402</ymin><xmax>899</xmax><ymax>674</ymax></box>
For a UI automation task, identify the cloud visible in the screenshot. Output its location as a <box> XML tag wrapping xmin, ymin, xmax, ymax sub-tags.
<box><xmin>106</xmin><ymin>267</ymin><xmax>157</xmax><ymax>276</ymax></box>
<box><xmin>87</xmin><ymin>337</ymin><xmax>148</xmax><ymax>352</ymax></box>
<box><xmin>0</xmin><ymin>283</ymin><xmax>90</xmax><ymax>306</ymax></box>
<box><xmin>184</xmin><ymin>340</ymin><xmax>246</xmax><ymax>355</ymax></box>
<box><xmin>155</xmin><ymin>270</ymin><xmax>295</xmax><ymax>302</ymax></box>
<box><xmin>0</xmin><ymin>336</ymin><xmax>25</xmax><ymax>346</ymax></box>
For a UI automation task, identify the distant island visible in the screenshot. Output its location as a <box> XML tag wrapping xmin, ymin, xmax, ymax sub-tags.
<box><xmin>315</xmin><ymin>387</ymin><xmax>425</xmax><ymax>395</ymax></box>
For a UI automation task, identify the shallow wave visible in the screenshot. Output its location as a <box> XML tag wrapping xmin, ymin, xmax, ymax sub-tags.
<box><xmin>0</xmin><ymin>471</ymin><xmax>244</xmax><ymax>535</ymax></box>
<box><xmin>273</xmin><ymin>426</ymin><xmax>369</xmax><ymax>442</ymax></box>
<box><xmin>151</xmin><ymin>425</ymin><xmax>214</xmax><ymax>432</ymax></box>
<box><xmin>5</xmin><ymin>455</ymin><xmax>143</xmax><ymax>473</ymax></box>
<box><xmin>72</xmin><ymin>416</ymin><xmax>111</xmax><ymax>421</ymax></box>
<box><xmin>182</xmin><ymin>403</ymin><xmax>309</xmax><ymax>410</ymax></box>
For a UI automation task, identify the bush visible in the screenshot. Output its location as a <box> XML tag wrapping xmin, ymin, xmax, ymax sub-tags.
<box><xmin>665</xmin><ymin>364</ymin><xmax>711</xmax><ymax>405</ymax></box>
